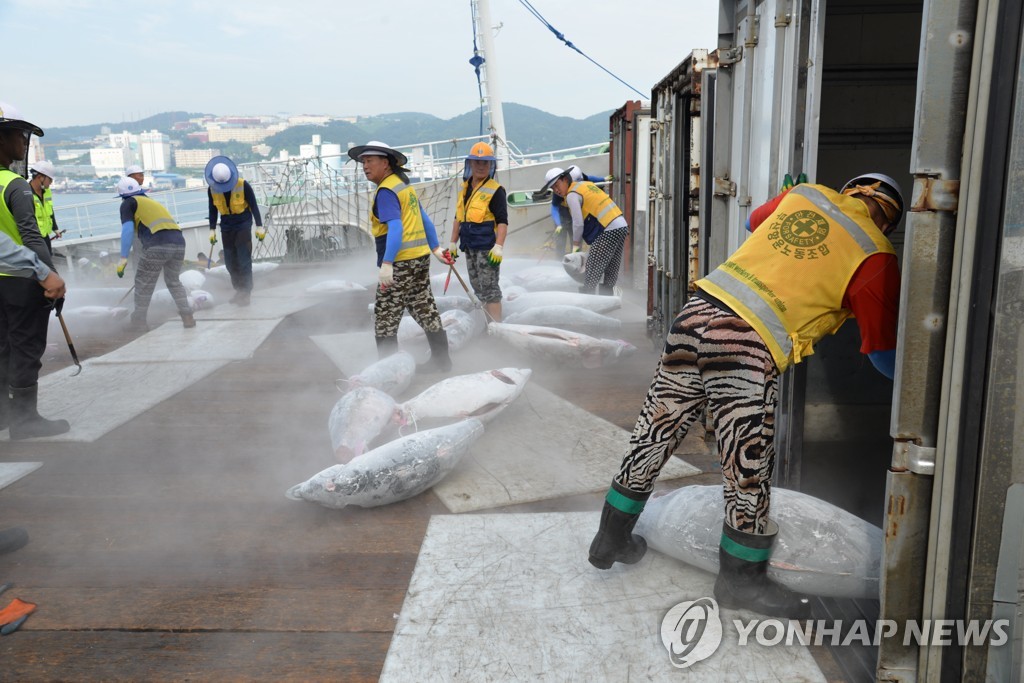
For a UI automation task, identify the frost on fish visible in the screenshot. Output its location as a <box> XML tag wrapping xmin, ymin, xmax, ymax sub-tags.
<box><xmin>398</xmin><ymin>309</ymin><xmax>484</xmax><ymax>357</ymax></box>
<box><xmin>286</xmin><ymin>419</ymin><xmax>485</xmax><ymax>509</ymax></box>
<box><xmin>634</xmin><ymin>484</ymin><xmax>883</xmax><ymax>600</ymax></box>
<box><xmin>399</xmin><ymin>368</ymin><xmax>532</xmax><ymax>424</ymax></box>
<box><xmin>340</xmin><ymin>352</ymin><xmax>417</xmax><ymax>397</ymax></box>
<box><xmin>509</xmin><ymin>265</ymin><xmax>579</xmax><ymax>292</ymax></box>
<box><xmin>487</xmin><ymin>322</ymin><xmax>635</xmax><ymax>368</ymax></box>
<box><xmin>561</xmin><ymin>252</ymin><xmax>587</xmax><ymax>283</ymax></box>
<box><xmin>501</xmin><ymin>291</ymin><xmax>620</xmax><ymax>317</ymax></box>
<box><xmin>504</xmin><ymin>305</ymin><xmax>621</xmax><ymax>335</ymax></box>
<box><xmin>328</xmin><ymin>386</ymin><xmax>405</xmax><ymax>463</ymax></box>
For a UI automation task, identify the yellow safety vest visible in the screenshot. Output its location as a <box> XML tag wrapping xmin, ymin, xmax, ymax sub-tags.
<box><xmin>0</xmin><ymin>169</ymin><xmax>25</xmax><ymax>247</ymax></box>
<box><xmin>211</xmin><ymin>179</ymin><xmax>249</xmax><ymax>215</ymax></box>
<box><xmin>567</xmin><ymin>180</ymin><xmax>623</xmax><ymax>243</ymax></box>
<box><xmin>131</xmin><ymin>195</ymin><xmax>181</xmax><ymax>234</ymax></box>
<box><xmin>456</xmin><ymin>177</ymin><xmax>500</xmax><ymax>224</ymax></box>
<box><xmin>696</xmin><ymin>184</ymin><xmax>896</xmax><ymax>371</ymax></box>
<box><xmin>371</xmin><ymin>174</ymin><xmax>430</xmax><ymax>262</ymax></box>
<box><xmin>33</xmin><ymin>187</ymin><xmax>54</xmax><ymax>237</ymax></box>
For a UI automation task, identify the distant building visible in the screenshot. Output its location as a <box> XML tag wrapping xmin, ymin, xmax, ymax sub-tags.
<box><xmin>139</xmin><ymin>130</ymin><xmax>171</xmax><ymax>172</ymax></box>
<box><xmin>288</xmin><ymin>114</ymin><xmax>332</xmax><ymax>126</ymax></box>
<box><xmin>207</xmin><ymin>126</ymin><xmax>272</xmax><ymax>144</ymax></box>
<box><xmin>152</xmin><ymin>172</ymin><xmax>186</xmax><ymax>190</ymax></box>
<box><xmin>56</xmin><ymin>149</ymin><xmax>89</xmax><ymax>162</ymax></box>
<box><xmin>174</xmin><ymin>148</ymin><xmax>222</xmax><ymax>169</ymax></box>
<box><xmin>89</xmin><ymin>147</ymin><xmax>134</xmax><ymax>177</ymax></box>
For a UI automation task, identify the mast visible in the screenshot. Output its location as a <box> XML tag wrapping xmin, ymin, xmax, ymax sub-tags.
<box><xmin>473</xmin><ymin>0</ymin><xmax>508</xmax><ymax>168</ymax></box>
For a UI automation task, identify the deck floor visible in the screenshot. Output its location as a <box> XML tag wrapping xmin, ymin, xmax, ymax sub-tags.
<box><xmin>0</xmin><ymin>263</ymin><xmax>845</xmax><ymax>681</ymax></box>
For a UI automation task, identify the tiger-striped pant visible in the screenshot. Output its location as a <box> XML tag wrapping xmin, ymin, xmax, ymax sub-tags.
<box><xmin>614</xmin><ymin>297</ymin><xmax>779</xmax><ymax>533</ymax></box>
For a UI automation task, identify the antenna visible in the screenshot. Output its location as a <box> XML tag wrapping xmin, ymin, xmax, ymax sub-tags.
<box><xmin>472</xmin><ymin>0</ymin><xmax>508</xmax><ymax>168</ymax></box>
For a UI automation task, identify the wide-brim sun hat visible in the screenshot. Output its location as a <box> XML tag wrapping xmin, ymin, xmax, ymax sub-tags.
<box><xmin>539</xmin><ymin>167</ymin><xmax>569</xmax><ymax>193</ymax></box>
<box><xmin>347</xmin><ymin>141</ymin><xmax>409</xmax><ymax>169</ymax></box>
<box><xmin>204</xmin><ymin>156</ymin><xmax>239</xmax><ymax>193</ymax></box>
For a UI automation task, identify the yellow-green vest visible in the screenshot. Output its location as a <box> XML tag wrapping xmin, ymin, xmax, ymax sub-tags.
<box><xmin>131</xmin><ymin>195</ymin><xmax>181</xmax><ymax>234</ymax></box>
<box><xmin>567</xmin><ymin>180</ymin><xmax>623</xmax><ymax>243</ymax></box>
<box><xmin>33</xmin><ymin>187</ymin><xmax>54</xmax><ymax>237</ymax></box>
<box><xmin>456</xmin><ymin>177</ymin><xmax>500</xmax><ymax>224</ymax></box>
<box><xmin>0</xmin><ymin>169</ymin><xmax>24</xmax><ymax>247</ymax></box>
<box><xmin>371</xmin><ymin>174</ymin><xmax>429</xmax><ymax>262</ymax></box>
<box><xmin>211</xmin><ymin>179</ymin><xmax>248</xmax><ymax>215</ymax></box>
<box><xmin>696</xmin><ymin>184</ymin><xmax>896</xmax><ymax>371</ymax></box>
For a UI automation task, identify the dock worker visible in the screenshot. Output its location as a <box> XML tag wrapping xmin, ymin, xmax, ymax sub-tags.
<box><xmin>448</xmin><ymin>141</ymin><xmax>507</xmax><ymax>323</ymax></box>
<box><xmin>348</xmin><ymin>140</ymin><xmax>454</xmax><ymax>371</ymax></box>
<box><xmin>28</xmin><ymin>160</ymin><xmax>59</xmax><ymax>252</ymax></box>
<box><xmin>125</xmin><ymin>164</ymin><xmax>145</xmax><ymax>187</ymax></box>
<box><xmin>547</xmin><ymin>165</ymin><xmax>607</xmax><ymax>257</ymax></box>
<box><xmin>115</xmin><ymin>177</ymin><xmax>194</xmax><ymax>330</ymax></box>
<box><xmin>539</xmin><ymin>166</ymin><xmax>628</xmax><ymax>295</ymax></box>
<box><xmin>205</xmin><ymin>156</ymin><xmax>265</xmax><ymax>307</ymax></box>
<box><xmin>588</xmin><ymin>172</ymin><xmax>905</xmax><ymax>620</ymax></box>
<box><xmin>0</xmin><ymin>102</ymin><xmax>71</xmax><ymax>440</ymax></box>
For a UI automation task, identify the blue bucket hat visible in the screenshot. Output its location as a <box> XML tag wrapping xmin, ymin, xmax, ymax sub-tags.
<box><xmin>204</xmin><ymin>156</ymin><xmax>239</xmax><ymax>194</ymax></box>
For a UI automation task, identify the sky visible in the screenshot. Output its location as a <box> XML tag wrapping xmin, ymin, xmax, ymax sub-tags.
<box><xmin>3</xmin><ymin>0</ymin><xmax>717</xmax><ymax>130</ymax></box>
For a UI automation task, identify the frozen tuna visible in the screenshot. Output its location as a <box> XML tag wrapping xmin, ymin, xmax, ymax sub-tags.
<box><xmin>179</xmin><ymin>269</ymin><xmax>207</xmax><ymax>292</ymax></box>
<box><xmin>509</xmin><ymin>265</ymin><xmax>579</xmax><ymax>292</ymax></box>
<box><xmin>634</xmin><ymin>484</ymin><xmax>883</xmax><ymax>600</ymax></box>
<box><xmin>399</xmin><ymin>368</ymin><xmax>532</xmax><ymax>424</ymax></box>
<box><xmin>207</xmin><ymin>262</ymin><xmax>278</xmax><ymax>278</ymax></box>
<box><xmin>434</xmin><ymin>295</ymin><xmax>476</xmax><ymax>313</ymax></box>
<box><xmin>398</xmin><ymin>309</ymin><xmax>486</xmax><ymax>360</ymax></box>
<box><xmin>287</xmin><ymin>419</ymin><xmax>485</xmax><ymax>509</ymax></box>
<box><xmin>502</xmin><ymin>291</ymin><xmax>621</xmax><ymax>317</ymax></box>
<box><xmin>504</xmin><ymin>305</ymin><xmax>621</xmax><ymax>335</ymax></box>
<box><xmin>487</xmin><ymin>322</ymin><xmax>635</xmax><ymax>368</ymax></box>
<box><xmin>328</xmin><ymin>386</ymin><xmax>406</xmax><ymax>463</ymax></box>
<box><xmin>562</xmin><ymin>252</ymin><xmax>588</xmax><ymax>283</ymax></box>
<box><xmin>339</xmin><ymin>352</ymin><xmax>417</xmax><ymax>397</ymax></box>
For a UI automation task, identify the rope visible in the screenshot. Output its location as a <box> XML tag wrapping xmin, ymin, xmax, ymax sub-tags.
<box><xmin>517</xmin><ymin>0</ymin><xmax>646</xmax><ymax>98</ymax></box>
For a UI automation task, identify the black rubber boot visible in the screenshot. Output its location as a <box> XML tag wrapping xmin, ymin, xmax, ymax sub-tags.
<box><xmin>9</xmin><ymin>385</ymin><xmax>70</xmax><ymax>440</ymax></box>
<box><xmin>714</xmin><ymin>520</ymin><xmax>812</xmax><ymax>619</ymax></box>
<box><xmin>588</xmin><ymin>482</ymin><xmax>650</xmax><ymax>569</ymax></box>
<box><xmin>598</xmin><ymin>284</ymin><xmax>616</xmax><ymax>296</ymax></box>
<box><xmin>375</xmin><ymin>335</ymin><xmax>399</xmax><ymax>359</ymax></box>
<box><xmin>578</xmin><ymin>285</ymin><xmax>596</xmax><ymax>295</ymax></box>
<box><xmin>0</xmin><ymin>527</ymin><xmax>28</xmax><ymax>555</ymax></box>
<box><xmin>424</xmin><ymin>329</ymin><xmax>452</xmax><ymax>372</ymax></box>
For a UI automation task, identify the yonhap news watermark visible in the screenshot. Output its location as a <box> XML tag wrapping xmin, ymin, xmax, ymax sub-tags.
<box><xmin>661</xmin><ymin>597</ymin><xmax>1010</xmax><ymax>670</ymax></box>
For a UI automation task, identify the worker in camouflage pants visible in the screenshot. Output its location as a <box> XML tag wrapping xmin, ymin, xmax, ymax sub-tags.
<box><xmin>349</xmin><ymin>140</ymin><xmax>454</xmax><ymax>371</ymax></box>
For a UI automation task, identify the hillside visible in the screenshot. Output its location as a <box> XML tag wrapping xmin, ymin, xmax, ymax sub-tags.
<box><xmin>43</xmin><ymin>104</ymin><xmax>613</xmax><ymax>161</ymax></box>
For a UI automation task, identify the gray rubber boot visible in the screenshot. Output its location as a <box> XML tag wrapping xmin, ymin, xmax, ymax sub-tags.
<box><xmin>375</xmin><ymin>335</ymin><xmax>399</xmax><ymax>359</ymax></box>
<box><xmin>424</xmin><ymin>329</ymin><xmax>452</xmax><ymax>372</ymax></box>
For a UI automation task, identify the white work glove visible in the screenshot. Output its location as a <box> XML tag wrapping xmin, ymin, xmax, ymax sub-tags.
<box><xmin>445</xmin><ymin>242</ymin><xmax>458</xmax><ymax>261</ymax></box>
<box><xmin>432</xmin><ymin>246</ymin><xmax>454</xmax><ymax>266</ymax></box>
<box><xmin>487</xmin><ymin>244</ymin><xmax>503</xmax><ymax>266</ymax></box>
<box><xmin>378</xmin><ymin>263</ymin><xmax>394</xmax><ymax>288</ymax></box>
<box><xmin>209</xmin><ymin>230</ymin><xmax>218</xmax><ymax>245</ymax></box>
<box><xmin>572</xmin><ymin>244</ymin><xmax>582</xmax><ymax>253</ymax></box>
<box><xmin>255</xmin><ymin>227</ymin><xmax>266</xmax><ymax>241</ymax></box>
<box><xmin>554</xmin><ymin>224</ymin><xmax>562</xmax><ymax>235</ymax></box>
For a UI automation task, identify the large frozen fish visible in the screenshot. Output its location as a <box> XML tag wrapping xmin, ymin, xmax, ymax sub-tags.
<box><xmin>634</xmin><ymin>484</ymin><xmax>883</xmax><ymax>600</ymax></box>
<box><xmin>502</xmin><ymin>291</ymin><xmax>621</xmax><ymax>317</ymax></box>
<box><xmin>306</xmin><ymin>279</ymin><xmax>368</xmax><ymax>294</ymax></box>
<box><xmin>207</xmin><ymin>262</ymin><xmax>278</xmax><ymax>278</ymax></box>
<box><xmin>562</xmin><ymin>252</ymin><xmax>588</xmax><ymax>283</ymax></box>
<box><xmin>509</xmin><ymin>265</ymin><xmax>579</xmax><ymax>292</ymax></box>
<box><xmin>339</xmin><ymin>352</ymin><xmax>417</xmax><ymax>397</ymax></box>
<box><xmin>434</xmin><ymin>295</ymin><xmax>476</xmax><ymax>313</ymax></box>
<box><xmin>504</xmin><ymin>305</ymin><xmax>621</xmax><ymax>335</ymax></box>
<box><xmin>399</xmin><ymin>368</ymin><xmax>532</xmax><ymax>424</ymax></box>
<box><xmin>398</xmin><ymin>309</ymin><xmax>485</xmax><ymax>360</ymax></box>
<box><xmin>328</xmin><ymin>386</ymin><xmax>406</xmax><ymax>463</ymax></box>
<box><xmin>487</xmin><ymin>322</ymin><xmax>635</xmax><ymax>368</ymax></box>
<box><xmin>179</xmin><ymin>269</ymin><xmax>207</xmax><ymax>292</ymax></box>
<box><xmin>287</xmin><ymin>419</ymin><xmax>484</xmax><ymax>509</ymax></box>
<box><xmin>149</xmin><ymin>289</ymin><xmax>215</xmax><ymax>319</ymax></box>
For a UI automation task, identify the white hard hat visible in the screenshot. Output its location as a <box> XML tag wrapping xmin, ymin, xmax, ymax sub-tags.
<box><xmin>125</xmin><ymin>164</ymin><xmax>144</xmax><ymax>175</ymax></box>
<box><xmin>841</xmin><ymin>172</ymin><xmax>906</xmax><ymax>227</ymax></box>
<box><xmin>0</xmin><ymin>101</ymin><xmax>43</xmax><ymax>137</ymax></box>
<box><xmin>30</xmin><ymin>160</ymin><xmax>56</xmax><ymax>179</ymax></box>
<box><xmin>116</xmin><ymin>177</ymin><xmax>143</xmax><ymax>197</ymax></box>
<box><xmin>567</xmin><ymin>165</ymin><xmax>583</xmax><ymax>182</ymax></box>
<box><xmin>211</xmin><ymin>162</ymin><xmax>232</xmax><ymax>183</ymax></box>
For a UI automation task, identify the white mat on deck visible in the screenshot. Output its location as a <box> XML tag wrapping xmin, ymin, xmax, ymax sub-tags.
<box><xmin>0</xmin><ymin>462</ymin><xmax>43</xmax><ymax>490</ymax></box>
<box><xmin>90</xmin><ymin>319</ymin><xmax>279</xmax><ymax>364</ymax></box>
<box><xmin>195</xmin><ymin>276</ymin><xmax>357</xmax><ymax>321</ymax></box>
<box><xmin>381</xmin><ymin>513</ymin><xmax>825</xmax><ymax>682</ymax></box>
<box><xmin>432</xmin><ymin>383</ymin><xmax>702</xmax><ymax>512</ymax></box>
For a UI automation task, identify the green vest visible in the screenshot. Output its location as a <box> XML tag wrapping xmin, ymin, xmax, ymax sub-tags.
<box><xmin>0</xmin><ymin>169</ymin><xmax>29</xmax><ymax>279</ymax></box>
<box><xmin>33</xmin><ymin>187</ymin><xmax>54</xmax><ymax>237</ymax></box>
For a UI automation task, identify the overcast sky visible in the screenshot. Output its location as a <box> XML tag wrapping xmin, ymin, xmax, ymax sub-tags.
<box><xmin>5</xmin><ymin>0</ymin><xmax>717</xmax><ymax>130</ymax></box>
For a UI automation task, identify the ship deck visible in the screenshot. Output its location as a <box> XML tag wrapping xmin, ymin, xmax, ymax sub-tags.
<box><xmin>0</xmin><ymin>257</ymin><xmax>846</xmax><ymax>681</ymax></box>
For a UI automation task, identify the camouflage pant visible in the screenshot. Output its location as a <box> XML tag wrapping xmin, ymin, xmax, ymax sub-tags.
<box><xmin>464</xmin><ymin>249</ymin><xmax>502</xmax><ymax>303</ymax></box>
<box><xmin>374</xmin><ymin>255</ymin><xmax>443</xmax><ymax>337</ymax></box>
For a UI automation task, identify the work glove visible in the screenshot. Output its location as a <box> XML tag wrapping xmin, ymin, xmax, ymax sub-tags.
<box><xmin>378</xmin><ymin>263</ymin><xmax>394</xmax><ymax>288</ymax></box>
<box><xmin>444</xmin><ymin>243</ymin><xmax>458</xmax><ymax>262</ymax></box>
<box><xmin>255</xmin><ymin>227</ymin><xmax>266</xmax><ymax>241</ymax></box>
<box><xmin>209</xmin><ymin>231</ymin><xmax>218</xmax><ymax>245</ymax></box>
<box><xmin>780</xmin><ymin>172</ymin><xmax>808</xmax><ymax>193</ymax></box>
<box><xmin>553</xmin><ymin>224</ymin><xmax>562</xmax><ymax>235</ymax></box>
<box><xmin>604</xmin><ymin>174</ymin><xmax>614</xmax><ymax>182</ymax></box>
<box><xmin>487</xmin><ymin>244</ymin><xmax>503</xmax><ymax>266</ymax></box>
<box><xmin>432</xmin><ymin>246</ymin><xmax>454</xmax><ymax>266</ymax></box>
<box><xmin>572</xmin><ymin>244</ymin><xmax>582</xmax><ymax>253</ymax></box>
<box><xmin>116</xmin><ymin>258</ymin><xmax>128</xmax><ymax>278</ymax></box>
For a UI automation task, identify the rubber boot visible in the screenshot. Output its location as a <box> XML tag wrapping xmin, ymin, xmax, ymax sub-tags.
<box><xmin>375</xmin><ymin>335</ymin><xmax>399</xmax><ymax>359</ymax></box>
<box><xmin>713</xmin><ymin>520</ymin><xmax>812</xmax><ymax>619</ymax></box>
<box><xmin>598</xmin><ymin>284</ymin><xmax>616</xmax><ymax>296</ymax></box>
<box><xmin>424</xmin><ymin>329</ymin><xmax>453</xmax><ymax>372</ymax></box>
<box><xmin>578</xmin><ymin>285</ymin><xmax>596</xmax><ymax>295</ymax></box>
<box><xmin>588</xmin><ymin>482</ymin><xmax>650</xmax><ymax>569</ymax></box>
<box><xmin>0</xmin><ymin>527</ymin><xmax>28</xmax><ymax>555</ymax></box>
<box><xmin>235</xmin><ymin>291</ymin><xmax>251</xmax><ymax>307</ymax></box>
<box><xmin>181</xmin><ymin>312</ymin><xmax>196</xmax><ymax>328</ymax></box>
<box><xmin>9</xmin><ymin>385</ymin><xmax>70</xmax><ymax>440</ymax></box>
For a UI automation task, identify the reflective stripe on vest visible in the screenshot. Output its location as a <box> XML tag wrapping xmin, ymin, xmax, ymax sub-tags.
<box><xmin>370</xmin><ymin>174</ymin><xmax>430</xmax><ymax>261</ymax></box>
<box><xmin>696</xmin><ymin>183</ymin><xmax>895</xmax><ymax>371</ymax></box>
<box><xmin>456</xmin><ymin>178</ymin><xmax>499</xmax><ymax>224</ymax></box>
<box><xmin>569</xmin><ymin>180</ymin><xmax>623</xmax><ymax>227</ymax></box>
<box><xmin>33</xmin><ymin>187</ymin><xmax>54</xmax><ymax>237</ymax></box>
<box><xmin>132</xmin><ymin>195</ymin><xmax>181</xmax><ymax>234</ymax></box>
<box><xmin>211</xmin><ymin>179</ymin><xmax>248</xmax><ymax>215</ymax></box>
